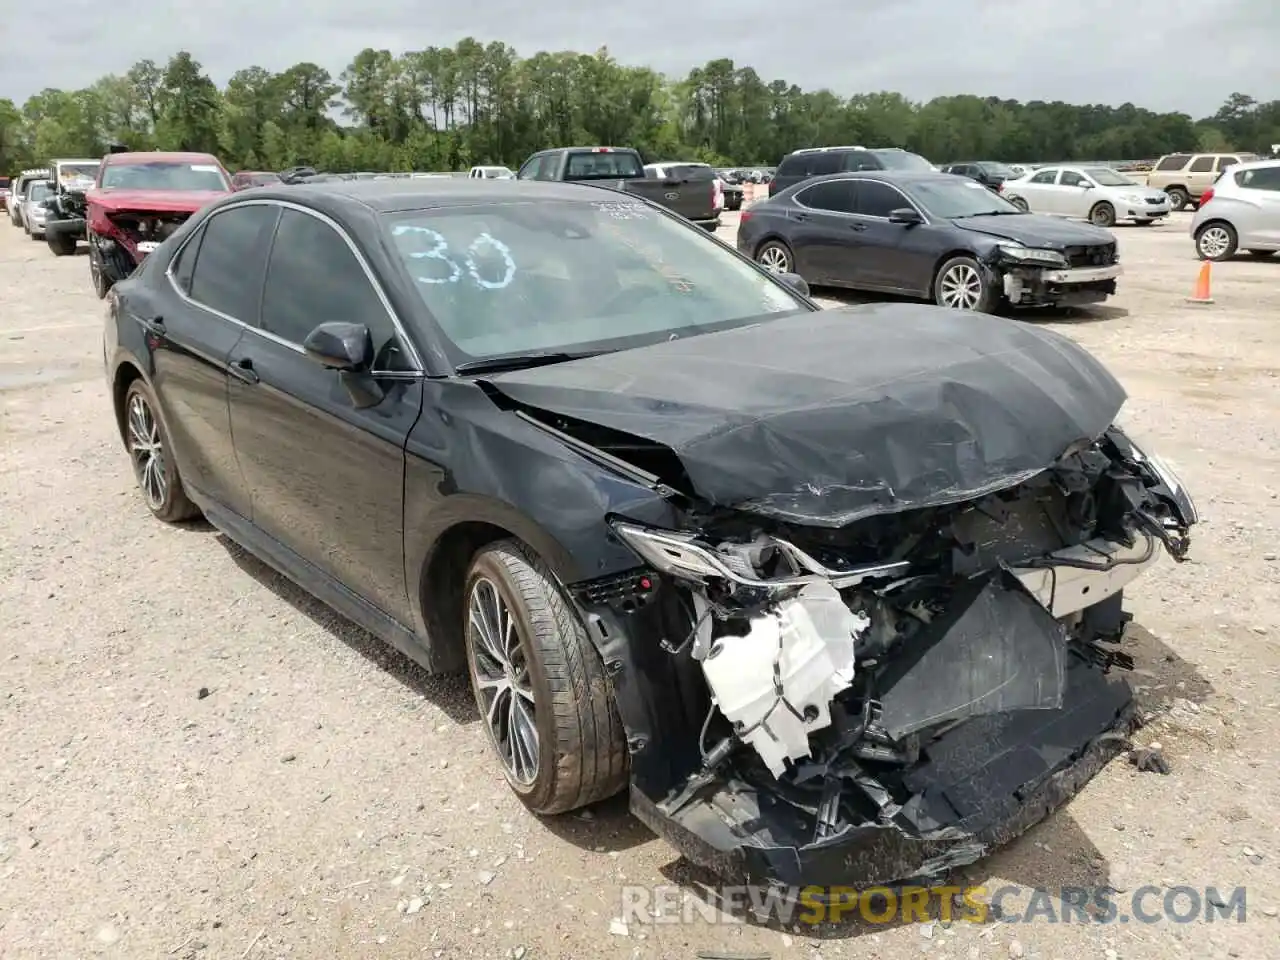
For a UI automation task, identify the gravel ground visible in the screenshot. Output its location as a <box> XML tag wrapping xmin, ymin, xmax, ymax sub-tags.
<box><xmin>1</xmin><ymin>212</ymin><xmax>1278</xmax><ymax>960</ymax></box>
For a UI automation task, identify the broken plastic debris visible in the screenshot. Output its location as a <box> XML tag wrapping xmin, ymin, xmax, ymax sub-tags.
<box><xmin>700</xmin><ymin>581</ymin><xmax>867</xmax><ymax>777</ymax></box>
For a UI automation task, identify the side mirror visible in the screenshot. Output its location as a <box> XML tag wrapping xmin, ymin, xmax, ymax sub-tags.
<box><xmin>1079</xmin><ymin>181</ymin><xmax>1094</xmax><ymax>189</ymax></box>
<box><xmin>302</xmin><ymin>322</ymin><xmax>373</xmax><ymax>371</ymax></box>
<box><xmin>888</xmin><ymin>207</ymin><xmax>923</xmax><ymax>225</ymax></box>
<box><xmin>778</xmin><ymin>272</ymin><xmax>810</xmax><ymax>297</ymax></box>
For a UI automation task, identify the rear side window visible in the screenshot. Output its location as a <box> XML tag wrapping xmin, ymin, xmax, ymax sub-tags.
<box><xmin>1155</xmin><ymin>154</ymin><xmax>1191</xmax><ymax>171</ymax></box>
<box><xmin>844</xmin><ymin>152</ymin><xmax>881</xmax><ymax>172</ymax></box>
<box><xmin>808</xmin><ymin>153</ymin><xmax>842</xmax><ymax>176</ymax></box>
<box><xmin>1188</xmin><ymin>156</ymin><xmax>1214</xmax><ymax>173</ymax></box>
<box><xmin>777</xmin><ymin>155</ymin><xmax>810</xmax><ymax>177</ymax></box>
<box><xmin>188</xmin><ymin>204</ymin><xmax>279</xmax><ymax>320</ymax></box>
<box><xmin>798</xmin><ymin>180</ymin><xmax>856</xmax><ymax>213</ymax></box>
<box><xmin>1236</xmin><ymin>166</ymin><xmax>1280</xmax><ymax>191</ymax></box>
<box><xmin>170</xmin><ymin>228</ymin><xmax>204</xmax><ymax>294</ymax></box>
<box><xmin>666</xmin><ymin>165</ymin><xmax>715</xmax><ymax>181</ymax></box>
<box><xmin>1030</xmin><ymin>169</ymin><xmax>1058</xmax><ymax>184</ymax></box>
<box><xmin>1214</xmin><ymin>156</ymin><xmax>1240</xmax><ymax>172</ymax></box>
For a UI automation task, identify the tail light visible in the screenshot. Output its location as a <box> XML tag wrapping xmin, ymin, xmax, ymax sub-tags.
<box><xmin>713</xmin><ymin>179</ymin><xmax>724</xmax><ymax>210</ymax></box>
<box><xmin>1200</xmin><ymin>187</ymin><xmax>1214</xmax><ymax>204</ymax></box>
<box><xmin>739</xmin><ymin>211</ymin><xmax>752</xmax><ymax>224</ymax></box>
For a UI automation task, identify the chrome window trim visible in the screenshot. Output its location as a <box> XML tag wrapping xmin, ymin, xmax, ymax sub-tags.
<box><xmin>165</xmin><ymin>197</ymin><xmax>426</xmax><ymax>374</ymax></box>
<box><xmin>795</xmin><ymin>176</ymin><xmax>926</xmax><ymax>221</ymax></box>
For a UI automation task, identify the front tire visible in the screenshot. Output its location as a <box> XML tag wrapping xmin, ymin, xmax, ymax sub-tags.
<box><xmin>1195</xmin><ymin>222</ymin><xmax>1238</xmax><ymax>261</ymax></box>
<box><xmin>47</xmin><ymin>231</ymin><xmax>76</xmax><ymax>256</ymax></box>
<box><xmin>122</xmin><ymin>380</ymin><xmax>200</xmax><ymax>523</ymax></box>
<box><xmin>1089</xmin><ymin>202</ymin><xmax>1116</xmax><ymax>227</ymax></box>
<box><xmin>463</xmin><ymin>540</ymin><xmax>627</xmax><ymax>815</ymax></box>
<box><xmin>90</xmin><ymin>245</ymin><xmax>114</xmax><ymax>299</ymax></box>
<box><xmin>755</xmin><ymin>240</ymin><xmax>793</xmax><ymax>274</ymax></box>
<box><xmin>934</xmin><ymin>256</ymin><xmax>1000</xmax><ymax>313</ymax></box>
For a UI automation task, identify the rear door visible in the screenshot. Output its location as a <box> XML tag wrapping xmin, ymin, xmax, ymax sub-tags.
<box><xmin>1185</xmin><ymin>155</ymin><xmax>1217</xmax><ymax>196</ymax></box>
<box><xmin>225</xmin><ymin>205</ymin><xmax>424</xmax><ymax>625</ymax></box>
<box><xmin>789</xmin><ymin>179</ymin><xmax>859</xmax><ymax>281</ymax></box>
<box><xmin>1022</xmin><ymin>167</ymin><xmax>1064</xmax><ymax>213</ymax></box>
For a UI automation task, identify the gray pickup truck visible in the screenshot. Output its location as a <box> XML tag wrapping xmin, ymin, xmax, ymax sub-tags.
<box><xmin>516</xmin><ymin>147</ymin><xmax>721</xmax><ymax>230</ymax></box>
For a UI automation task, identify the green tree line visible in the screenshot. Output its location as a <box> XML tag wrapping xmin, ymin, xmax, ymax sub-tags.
<box><xmin>2</xmin><ymin>44</ymin><xmax>1277</xmax><ymax>175</ymax></box>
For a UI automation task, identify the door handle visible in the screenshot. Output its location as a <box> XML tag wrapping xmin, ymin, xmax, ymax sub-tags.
<box><xmin>230</xmin><ymin>357</ymin><xmax>260</xmax><ymax>384</ymax></box>
<box><xmin>794</xmin><ymin>212</ymin><xmax>810</xmax><ymax>221</ymax></box>
<box><xmin>848</xmin><ymin>222</ymin><xmax>867</xmax><ymax>231</ymax></box>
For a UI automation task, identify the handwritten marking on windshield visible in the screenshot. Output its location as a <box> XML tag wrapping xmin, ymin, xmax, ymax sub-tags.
<box><xmin>592</xmin><ymin>201</ymin><xmax>651</xmax><ymax>220</ymax></box>
<box><xmin>391</xmin><ymin>225</ymin><xmax>517</xmax><ymax>290</ymax></box>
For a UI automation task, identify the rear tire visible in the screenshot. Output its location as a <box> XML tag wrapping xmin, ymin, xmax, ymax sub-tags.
<box><xmin>462</xmin><ymin>540</ymin><xmax>627</xmax><ymax>815</ymax></box>
<box><xmin>755</xmin><ymin>240</ymin><xmax>793</xmax><ymax>274</ymax></box>
<box><xmin>1089</xmin><ymin>202</ymin><xmax>1116</xmax><ymax>227</ymax></box>
<box><xmin>90</xmin><ymin>245</ymin><xmax>114</xmax><ymax>299</ymax></box>
<box><xmin>121</xmin><ymin>379</ymin><xmax>200</xmax><ymax>523</ymax></box>
<box><xmin>1165</xmin><ymin>186</ymin><xmax>1190</xmax><ymax>212</ymax></box>
<box><xmin>934</xmin><ymin>256</ymin><xmax>1000</xmax><ymax>313</ymax></box>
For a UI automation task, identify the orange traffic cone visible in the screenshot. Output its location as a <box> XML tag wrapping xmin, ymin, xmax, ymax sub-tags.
<box><xmin>1185</xmin><ymin>262</ymin><xmax>1214</xmax><ymax>304</ymax></box>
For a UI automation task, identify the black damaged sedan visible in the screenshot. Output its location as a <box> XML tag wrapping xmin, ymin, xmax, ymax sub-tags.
<box><xmin>738</xmin><ymin>171</ymin><xmax>1123</xmax><ymax>312</ymax></box>
<box><xmin>104</xmin><ymin>179</ymin><xmax>1196</xmax><ymax>888</ymax></box>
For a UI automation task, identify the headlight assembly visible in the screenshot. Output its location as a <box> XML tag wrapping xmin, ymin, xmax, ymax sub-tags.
<box><xmin>1119</xmin><ymin>429</ymin><xmax>1199</xmax><ymax>525</ymax></box>
<box><xmin>997</xmin><ymin>244</ymin><xmax>1068</xmax><ymax>268</ymax></box>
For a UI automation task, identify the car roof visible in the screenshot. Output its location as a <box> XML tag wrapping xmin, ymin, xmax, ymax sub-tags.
<box><xmin>220</xmin><ymin>178</ymin><xmax>624</xmax><ymax>216</ymax></box>
<box><xmin>790</xmin><ymin>170</ymin><xmax>958</xmax><ymax>188</ymax></box>
<box><xmin>1222</xmin><ymin>157</ymin><xmax>1280</xmax><ymax>172</ymax></box>
<box><xmin>104</xmin><ymin>151</ymin><xmax>220</xmax><ymax>165</ymax></box>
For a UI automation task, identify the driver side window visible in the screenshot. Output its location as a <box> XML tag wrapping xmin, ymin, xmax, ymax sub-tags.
<box><xmin>1030</xmin><ymin>169</ymin><xmax>1058</xmax><ymax>184</ymax></box>
<box><xmin>259</xmin><ymin>209</ymin><xmax>415</xmax><ymax>372</ymax></box>
<box><xmin>1059</xmin><ymin>170</ymin><xmax>1087</xmax><ymax>187</ymax></box>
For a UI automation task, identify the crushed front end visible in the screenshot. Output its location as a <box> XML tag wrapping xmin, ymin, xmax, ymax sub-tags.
<box><xmin>88</xmin><ymin>206</ymin><xmax>192</xmax><ymax>285</ymax></box>
<box><xmin>996</xmin><ymin>241</ymin><xmax>1121</xmax><ymax>308</ymax></box>
<box><xmin>574</xmin><ymin>427</ymin><xmax>1195</xmax><ymax>887</ymax></box>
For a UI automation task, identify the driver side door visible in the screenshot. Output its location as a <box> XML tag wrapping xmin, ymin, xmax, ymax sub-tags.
<box><xmin>1056</xmin><ymin>169</ymin><xmax>1094</xmax><ymax>218</ymax></box>
<box><xmin>226</xmin><ymin>204</ymin><xmax>425</xmax><ymax>626</ymax></box>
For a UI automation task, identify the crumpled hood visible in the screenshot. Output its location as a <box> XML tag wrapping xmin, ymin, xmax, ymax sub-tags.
<box><xmin>86</xmin><ymin>188</ymin><xmax>229</xmax><ymax>214</ymax></box>
<box><xmin>956</xmin><ymin>213</ymin><xmax>1115</xmax><ymax>247</ymax></box>
<box><xmin>489</xmin><ymin>303</ymin><xmax>1127</xmax><ymax>526</ymax></box>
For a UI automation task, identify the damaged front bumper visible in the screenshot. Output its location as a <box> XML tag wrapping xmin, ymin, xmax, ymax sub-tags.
<box><xmin>577</xmin><ymin>427</ymin><xmax>1195</xmax><ymax>887</ymax></box>
<box><xmin>1002</xmin><ymin>263</ymin><xmax>1122</xmax><ymax>307</ymax></box>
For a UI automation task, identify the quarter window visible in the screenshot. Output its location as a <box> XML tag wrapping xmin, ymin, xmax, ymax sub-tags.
<box><xmin>798</xmin><ymin>180</ymin><xmax>856</xmax><ymax>213</ymax></box>
<box><xmin>1030</xmin><ymin>169</ymin><xmax>1058</xmax><ymax>184</ymax></box>
<box><xmin>777</xmin><ymin>155</ymin><xmax>809</xmax><ymax>177</ymax></box>
<box><xmin>187</xmin><ymin>204</ymin><xmax>278</xmax><ymax>320</ymax></box>
<box><xmin>855</xmin><ymin>180</ymin><xmax>909</xmax><ymax>218</ymax></box>
<box><xmin>1214</xmin><ymin>155</ymin><xmax>1239</xmax><ymax>172</ymax></box>
<box><xmin>260</xmin><ymin>209</ymin><xmax>413</xmax><ymax>371</ymax></box>
<box><xmin>1188</xmin><ymin>156</ymin><xmax>1214</xmax><ymax>173</ymax></box>
<box><xmin>170</xmin><ymin>227</ymin><xmax>204</xmax><ymax>294</ymax></box>
<box><xmin>1155</xmin><ymin>154</ymin><xmax>1191</xmax><ymax>172</ymax></box>
<box><xmin>808</xmin><ymin>153</ymin><xmax>842</xmax><ymax>176</ymax></box>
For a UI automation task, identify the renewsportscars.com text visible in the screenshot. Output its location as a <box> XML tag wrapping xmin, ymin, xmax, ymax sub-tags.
<box><xmin>619</xmin><ymin>884</ymin><xmax>1249</xmax><ymax>926</ymax></box>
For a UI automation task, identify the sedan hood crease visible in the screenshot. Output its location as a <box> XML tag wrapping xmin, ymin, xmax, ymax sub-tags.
<box><xmin>489</xmin><ymin>304</ymin><xmax>1127</xmax><ymax>526</ymax></box>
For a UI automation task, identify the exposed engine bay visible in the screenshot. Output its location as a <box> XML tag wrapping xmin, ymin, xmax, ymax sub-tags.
<box><xmin>89</xmin><ymin>209</ymin><xmax>190</xmax><ymax>283</ymax></box>
<box><xmin>573</xmin><ymin>426</ymin><xmax>1195</xmax><ymax>886</ymax></box>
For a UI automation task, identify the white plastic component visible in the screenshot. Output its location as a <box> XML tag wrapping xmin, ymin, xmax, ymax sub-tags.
<box><xmin>700</xmin><ymin>581</ymin><xmax>867</xmax><ymax>778</ymax></box>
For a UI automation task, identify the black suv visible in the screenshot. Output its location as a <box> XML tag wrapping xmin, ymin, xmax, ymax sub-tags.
<box><xmin>769</xmin><ymin>146</ymin><xmax>933</xmax><ymax>196</ymax></box>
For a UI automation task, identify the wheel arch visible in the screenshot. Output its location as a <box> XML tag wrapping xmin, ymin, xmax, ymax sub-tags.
<box><xmin>752</xmin><ymin>233</ymin><xmax>793</xmax><ymax>260</ymax></box>
<box><xmin>111</xmin><ymin>359</ymin><xmax>146</xmax><ymax>445</ymax></box>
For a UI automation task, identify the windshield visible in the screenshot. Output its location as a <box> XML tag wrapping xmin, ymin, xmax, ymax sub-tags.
<box><xmin>873</xmin><ymin>151</ymin><xmax>933</xmax><ymax>172</ymax></box>
<box><xmin>910</xmin><ymin>178</ymin><xmax>1023</xmax><ymax>218</ymax></box>
<box><xmin>1085</xmin><ymin>167</ymin><xmax>1139</xmax><ymax>187</ymax></box>
<box><xmin>384</xmin><ymin>199</ymin><xmax>808</xmax><ymax>367</ymax></box>
<box><xmin>101</xmin><ymin>161</ymin><xmax>229</xmax><ymax>191</ymax></box>
<box><xmin>59</xmin><ymin>163</ymin><xmax>99</xmax><ymax>186</ymax></box>
<box><xmin>481</xmin><ymin>168</ymin><xmax>514</xmax><ymax>179</ymax></box>
<box><xmin>564</xmin><ymin>152</ymin><xmax>645</xmax><ymax>180</ymax></box>
<box><xmin>27</xmin><ymin>181</ymin><xmax>51</xmax><ymax>201</ymax></box>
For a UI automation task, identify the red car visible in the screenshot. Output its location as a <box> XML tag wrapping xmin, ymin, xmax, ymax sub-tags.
<box><xmin>87</xmin><ymin>151</ymin><xmax>233</xmax><ymax>298</ymax></box>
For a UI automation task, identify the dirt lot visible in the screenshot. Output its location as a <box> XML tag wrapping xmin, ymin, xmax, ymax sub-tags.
<box><xmin>1</xmin><ymin>212</ymin><xmax>1278</xmax><ymax>960</ymax></box>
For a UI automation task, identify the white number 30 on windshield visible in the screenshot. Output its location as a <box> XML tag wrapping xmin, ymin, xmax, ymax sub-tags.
<box><xmin>391</xmin><ymin>225</ymin><xmax>517</xmax><ymax>290</ymax></box>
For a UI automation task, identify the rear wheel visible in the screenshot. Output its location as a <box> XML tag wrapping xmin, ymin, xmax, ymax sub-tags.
<box><xmin>1165</xmin><ymin>186</ymin><xmax>1190</xmax><ymax>212</ymax></box>
<box><xmin>122</xmin><ymin>379</ymin><xmax>200</xmax><ymax>523</ymax></box>
<box><xmin>1195</xmin><ymin>222</ymin><xmax>1238</xmax><ymax>261</ymax></box>
<box><xmin>756</xmin><ymin>240</ymin><xmax>793</xmax><ymax>274</ymax></box>
<box><xmin>934</xmin><ymin>256</ymin><xmax>1000</xmax><ymax>313</ymax></box>
<box><xmin>90</xmin><ymin>245</ymin><xmax>114</xmax><ymax>299</ymax></box>
<box><xmin>1089</xmin><ymin>202</ymin><xmax>1116</xmax><ymax>227</ymax></box>
<box><xmin>462</xmin><ymin>540</ymin><xmax>627</xmax><ymax>815</ymax></box>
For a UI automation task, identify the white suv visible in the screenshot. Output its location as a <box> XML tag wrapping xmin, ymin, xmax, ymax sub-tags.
<box><xmin>1189</xmin><ymin>159</ymin><xmax>1280</xmax><ymax>261</ymax></box>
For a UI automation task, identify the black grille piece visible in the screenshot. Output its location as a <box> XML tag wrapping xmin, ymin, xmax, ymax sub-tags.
<box><xmin>1063</xmin><ymin>244</ymin><xmax>1116</xmax><ymax>268</ymax></box>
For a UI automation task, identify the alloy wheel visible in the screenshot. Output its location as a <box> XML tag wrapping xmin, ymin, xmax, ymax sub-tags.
<box><xmin>127</xmin><ymin>393</ymin><xmax>168</xmax><ymax>510</ymax></box>
<box><xmin>758</xmin><ymin>245</ymin><xmax>790</xmax><ymax>273</ymax></box>
<box><xmin>467</xmin><ymin>576</ymin><xmax>540</xmax><ymax>785</ymax></box>
<box><xmin>1198</xmin><ymin>227</ymin><xmax>1232</xmax><ymax>260</ymax></box>
<box><xmin>939</xmin><ymin>263</ymin><xmax>983</xmax><ymax>309</ymax></box>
